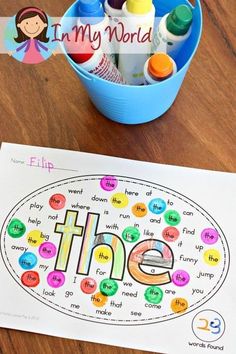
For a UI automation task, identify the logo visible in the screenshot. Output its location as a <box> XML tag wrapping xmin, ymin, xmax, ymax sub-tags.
<box><xmin>4</xmin><ymin>7</ymin><xmax>56</xmax><ymax>64</ymax></box>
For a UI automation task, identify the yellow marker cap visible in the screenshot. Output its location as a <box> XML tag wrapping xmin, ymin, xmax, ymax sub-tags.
<box><xmin>148</xmin><ymin>53</ymin><xmax>173</xmax><ymax>79</ymax></box>
<box><xmin>126</xmin><ymin>0</ymin><xmax>152</xmax><ymax>14</ymax></box>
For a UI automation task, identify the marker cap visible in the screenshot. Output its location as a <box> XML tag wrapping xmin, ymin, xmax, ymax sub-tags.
<box><xmin>166</xmin><ymin>5</ymin><xmax>193</xmax><ymax>36</ymax></box>
<box><xmin>126</xmin><ymin>0</ymin><xmax>152</xmax><ymax>15</ymax></box>
<box><xmin>148</xmin><ymin>53</ymin><xmax>173</xmax><ymax>79</ymax></box>
<box><xmin>78</xmin><ymin>0</ymin><xmax>104</xmax><ymax>18</ymax></box>
<box><xmin>108</xmin><ymin>0</ymin><xmax>126</xmax><ymax>10</ymax></box>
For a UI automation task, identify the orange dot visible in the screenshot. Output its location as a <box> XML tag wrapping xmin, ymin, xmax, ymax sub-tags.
<box><xmin>171</xmin><ymin>298</ymin><xmax>188</xmax><ymax>314</ymax></box>
<box><xmin>91</xmin><ymin>292</ymin><xmax>108</xmax><ymax>307</ymax></box>
<box><xmin>132</xmin><ymin>203</ymin><xmax>147</xmax><ymax>217</ymax></box>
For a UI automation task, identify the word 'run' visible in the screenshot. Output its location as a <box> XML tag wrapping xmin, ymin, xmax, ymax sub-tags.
<box><xmin>54</xmin><ymin>210</ymin><xmax>174</xmax><ymax>286</ymax></box>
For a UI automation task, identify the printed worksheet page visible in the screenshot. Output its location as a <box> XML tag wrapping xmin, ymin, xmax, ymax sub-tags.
<box><xmin>0</xmin><ymin>143</ymin><xmax>235</xmax><ymax>354</ymax></box>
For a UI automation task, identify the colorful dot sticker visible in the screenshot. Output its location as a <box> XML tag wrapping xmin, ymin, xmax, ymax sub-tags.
<box><xmin>91</xmin><ymin>292</ymin><xmax>108</xmax><ymax>307</ymax></box>
<box><xmin>39</xmin><ymin>242</ymin><xmax>57</xmax><ymax>259</ymax></box>
<box><xmin>80</xmin><ymin>277</ymin><xmax>97</xmax><ymax>294</ymax></box>
<box><xmin>201</xmin><ymin>228</ymin><xmax>219</xmax><ymax>245</ymax></box>
<box><xmin>164</xmin><ymin>210</ymin><xmax>181</xmax><ymax>226</ymax></box>
<box><xmin>122</xmin><ymin>226</ymin><xmax>140</xmax><ymax>243</ymax></box>
<box><xmin>204</xmin><ymin>249</ymin><xmax>221</xmax><ymax>266</ymax></box>
<box><xmin>94</xmin><ymin>246</ymin><xmax>112</xmax><ymax>263</ymax></box>
<box><xmin>162</xmin><ymin>227</ymin><xmax>180</xmax><ymax>242</ymax></box>
<box><xmin>148</xmin><ymin>198</ymin><xmax>166</xmax><ymax>214</ymax></box>
<box><xmin>171</xmin><ymin>298</ymin><xmax>188</xmax><ymax>314</ymax></box>
<box><xmin>111</xmin><ymin>193</ymin><xmax>129</xmax><ymax>208</ymax></box>
<box><xmin>132</xmin><ymin>203</ymin><xmax>147</xmax><ymax>217</ymax></box>
<box><xmin>172</xmin><ymin>270</ymin><xmax>190</xmax><ymax>287</ymax></box>
<box><xmin>100</xmin><ymin>279</ymin><xmax>118</xmax><ymax>296</ymax></box>
<box><xmin>145</xmin><ymin>286</ymin><xmax>163</xmax><ymax>304</ymax></box>
<box><xmin>21</xmin><ymin>271</ymin><xmax>40</xmax><ymax>287</ymax></box>
<box><xmin>7</xmin><ymin>219</ymin><xmax>26</xmax><ymax>238</ymax></box>
<box><xmin>49</xmin><ymin>194</ymin><xmax>66</xmax><ymax>210</ymax></box>
<box><xmin>47</xmin><ymin>271</ymin><xmax>65</xmax><ymax>288</ymax></box>
<box><xmin>27</xmin><ymin>230</ymin><xmax>44</xmax><ymax>247</ymax></box>
<box><xmin>100</xmin><ymin>176</ymin><xmax>118</xmax><ymax>191</ymax></box>
<box><xmin>19</xmin><ymin>252</ymin><xmax>37</xmax><ymax>270</ymax></box>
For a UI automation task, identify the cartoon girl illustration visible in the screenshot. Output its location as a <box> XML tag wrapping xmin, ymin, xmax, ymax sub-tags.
<box><xmin>10</xmin><ymin>7</ymin><xmax>53</xmax><ymax>64</ymax></box>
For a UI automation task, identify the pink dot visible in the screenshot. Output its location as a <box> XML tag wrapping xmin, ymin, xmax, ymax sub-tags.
<box><xmin>201</xmin><ymin>228</ymin><xmax>219</xmax><ymax>245</ymax></box>
<box><xmin>100</xmin><ymin>176</ymin><xmax>118</xmax><ymax>191</ymax></box>
<box><xmin>39</xmin><ymin>242</ymin><xmax>57</xmax><ymax>259</ymax></box>
<box><xmin>47</xmin><ymin>271</ymin><xmax>65</xmax><ymax>288</ymax></box>
<box><xmin>172</xmin><ymin>270</ymin><xmax>190</xmax><ymax>287</ymax></box>
<box><xmin>80</xmin><ymin>277</ymin><xmax>97</xmax><ymax>294</ymax></box>
<box><xmin>49</xmin><ymin>194</ymin><xmax>66</xmax><ymax>210</ymax></box>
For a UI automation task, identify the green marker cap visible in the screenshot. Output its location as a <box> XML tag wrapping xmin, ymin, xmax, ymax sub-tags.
<box><xmin>166</xmin><ymin>5</ymin><xmax>193</xmax><ymax>36</ymax></box>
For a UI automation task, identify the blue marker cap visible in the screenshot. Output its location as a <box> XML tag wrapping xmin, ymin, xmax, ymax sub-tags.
<box><xmin>78</xmin><ymin>0</ymin><xmax>105</xmax><ymax>22</ymax></box>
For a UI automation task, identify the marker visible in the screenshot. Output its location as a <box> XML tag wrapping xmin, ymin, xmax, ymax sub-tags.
<box><xmin>77</xmin><ymin>0</ymin><xmax>116</xmax><ymax>64</ymax></box>
<box><xmin>118</xmin><ymin>0</ymin><xmax>155</xmax><ymax>85</ymax></box>
<box><xmin>152</xmin><ymin>4</ymin><xmax>193</xmax><ymax>59</ymax></box>
<box><xmin>143</xmin><ymin>52</ymin><xmax>177</xmax><ymax>85</ymax></box>
<box><xmin>104</xmin><ymin>0</ymin><xmax>126</xmax><ymax>61</ymax></box>
<box><xmin>66</xmin><ymin>35</ymin><xmax>126</xmax><ymax>84</ymax></box>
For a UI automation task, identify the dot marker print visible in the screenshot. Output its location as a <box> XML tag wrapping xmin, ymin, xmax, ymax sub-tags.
<box><xmin>7</xmin><ymin>219</ymin><xmax>26</xmax><ymax>238</ymax></box>
<box><xmin>39</xmin><ymin>242</ymin><xmax>57</xmax><ymax>259</ymax></box>
<box><xmin>19</xmin><ymin>252</ymin><xmax>37</xmax><ymax>270</ymax></box>
<box><xmin>47</xmin><ymin>271</ymin><xmax>65</xmax><ymax>288</ymax></box>
<box><xmin>132</xmin><ymin>203</ymin><xmax>147</xmax><ymax>217</ymax></box>
<box><xmin>27</xmin><ymin>230</ymin><xmax>44</xmax><ymax>247</ymax></box>
<box><xmin>80</xmin><ymin>277</ymin><xmax>97</xmax><ymax>294</ymax></box>
<box><xmin>21</xmin><ymin>271</ymin><xmax>40</xmax><ymax>287</ymax></box>
<box><xmin>99</xmin><ymin>279</ymin><xmax>118</xmax><ymax>296</ymax></box>
<box><xmin>49</xmin><ymin>194</ymin><xmax>66</xmax><ymax>210</ymax></box>
<box><xmin>204</xmin><ymin>249</ymin><xmax>221</xmax><ymax>266</ymax></box>
<box><xmin>148</xmin><ymin>198</ymin><xmax>166</xmax><ymax>214</ymax></box>
<box><xmin>122</xmin><ymin>226</ymin><xmax>140</xmax><ymax>243</ymax></box>
<box><xmin>162</xmin><ymin>227</ymin><xmax>180</xmax><ymax>242</ymax></box>
<box><xmin>171</xmin><ymin>298</ymin><xmax>188</xmax><ymax>314</ymax></box>
<box><xmin>164</xmin><ymin>210</ymin><xmax>181</xmax><ymax>226</ymax></box>
<box><xmin>172</xmin><ymin>270</ymin><xmax>190</xmax><ymax>287</ymax></box>
<box><xmin>145</xmin><ymin>286</ymin><xmax>163</xmax><ymax>304</ymax></box>
<box><xmin>201</xmin><ymin>228</ymin><xmax>219</xmax><ymax>245</ymax></box>
<box><xmin>100</xmin><ymin>176</ymin><xmax>118</xmax><ymax>191</ymax></box>
<box><xmin>91</xmin><ymin>292</ymin><xmax>108</xmax><ymax>307</ymax></box>
<box><xmin>94</xmin><ymin>246</ymin><xmax>112</xmax><ymax>263</ymax></box>
<box><xmin>111</xmin><ymin>193</ymin><xmax>129</xmax><ymax>208</ymax></box>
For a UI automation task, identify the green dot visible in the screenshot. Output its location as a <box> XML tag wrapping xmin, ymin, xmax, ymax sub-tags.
<box><xmin>122</xmin><ymin>226</ymin><xmax>140</xmax><ymax>243</ymax></box>
<box><xmin>7</xmin><ymin>219</ymin><xmax>26</xmax><ymax>238</ymax></box>
<box><xmin>99</xmin><ymin>279</ymin><xmax>118</xmax><ymax>296</ymax></box>
<box><xmin>145</xmin><ymin>286</ymin><xmax>163</xmax><ymax>304</ymax></box>
<box><xmin>164</xmin><ymin>210</ymin><xmax>181</xmax><ymax>226</ymax></box>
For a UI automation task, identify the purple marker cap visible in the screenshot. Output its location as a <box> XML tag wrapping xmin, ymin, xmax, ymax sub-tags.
<box><xmin>108</xmin><ymin>0</ymin><xmax>126</xmax><ymax>10</ymax></box>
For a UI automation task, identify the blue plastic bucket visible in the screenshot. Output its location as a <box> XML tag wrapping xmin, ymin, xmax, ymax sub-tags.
<box><xmin>62</xmin><ymin>0</ymin><xmax>202</xmax><ymax>124</ymax></box>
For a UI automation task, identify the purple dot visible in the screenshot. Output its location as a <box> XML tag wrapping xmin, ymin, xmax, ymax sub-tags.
<box><xmin>172</xmin><ymin>270</ymin><xmax>190</xmax><ymax>287</ymax></box>
<box><xmin>201</xmin><ymin>228</ymin><xmax>219</xmax><ymax>245</ymax></box>
<box><xmin>39</xmin><ymin>242</ymin><xmax>57</xmax><ymax>259</ymax></box>
<box><xmin>47</xmin><ymin>271</ymin><xmax>65</xmax><ymax>288</ymax></box>
<box><xmin>100</xmin><ymin>176</ymin><xmax>118</xmax><ymax>191</ymax></box>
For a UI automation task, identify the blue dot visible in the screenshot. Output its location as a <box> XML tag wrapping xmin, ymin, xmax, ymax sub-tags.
<box><xmin>19</xmin><ymin>252</ymin><xmax>37</xmax><ymax>270</ymax></box>
<box><xmin>148</xmin><ymin>198</ymin><xmax>166</xmax><ymax>214</ymax></box>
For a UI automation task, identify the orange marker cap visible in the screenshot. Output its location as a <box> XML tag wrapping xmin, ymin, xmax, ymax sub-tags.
<box><xmin>148</xmin><ymin>53</ymin><xmax>173</xmax><ymax>79</ymax></box>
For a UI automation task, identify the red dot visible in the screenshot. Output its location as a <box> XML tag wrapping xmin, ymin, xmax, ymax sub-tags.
<box><xmin>80</xmin><ymin>277</ymin><xmax>97</xmax><ymax>294</ymax></box>
<box><xmin>21</xmin><ymin>271</ymin><xmax>40</xmax><ymax>287</ymax></box>
<box><xmin>49</xmin><ymin>194</ymin><xmax>66</xmax><ymax>210</ymax></box>
<box><xmin>162</xmin><ymin>226</ymin><xmax>180</xmax><ymax>242</ymax></box>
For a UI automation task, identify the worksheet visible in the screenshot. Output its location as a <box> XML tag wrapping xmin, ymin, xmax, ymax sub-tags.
<box><xmin>0</xmin><ymin>142</ymin><xmax>235</xmax><ymax>354</ymax></box>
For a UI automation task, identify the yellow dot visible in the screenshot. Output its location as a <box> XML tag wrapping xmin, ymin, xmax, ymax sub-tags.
<box><xmin>132</xmin><ymin>203</ymin><xmax>147</xmax><ymax>217</ymax></box>
<box><xmin>204</xmin><ymin>249</ymin><xmax>221</xmax><ymax>266</ymax></box>
<box><xmin>94</xmin><ymin>246</ymin><xmax>112</xmax><ymax>263</ymax></box>
<box><xmin>27</xmin><ymin>230</ymin><xmax>44</xmax><ymax>247</ymax></box>
<box><xmin>91</xmin><ymin>292</ymin><xmax>108</xmax><ymax>307</ymax></box>
<box><xmin>171</xmin><ymin>298</ymin><xmax>188</xmax><ymax>314</ymax></box>
<box><xmin>111</xmin><ymin>193</ymin><xmax>129</xmax><ymax>208</ymax></box>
